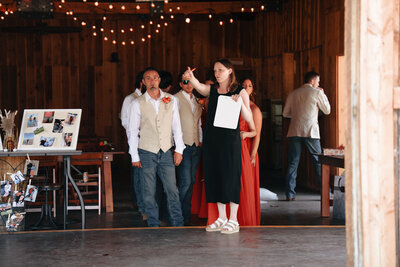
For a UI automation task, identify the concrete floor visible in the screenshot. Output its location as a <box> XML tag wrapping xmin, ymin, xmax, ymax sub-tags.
<box><xmin>1</xmin><ymin>167</ymin><xmax>346</xmax><ymax>266</ymax></box>
<box><xmin>1</xmin><ymin>226</ymin><xmax>345</xmax><ymax>266</ymax></box>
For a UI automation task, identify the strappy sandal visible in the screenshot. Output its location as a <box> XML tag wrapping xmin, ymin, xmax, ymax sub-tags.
<box><xmin>221</xmin><ymin>220</ymin><xmax>240</xmax><ymax>234</ymax></box>
<box><xmin>205</xmin><ymin>218</ymin><xmax>227</xmax><ymax>232</ymax></box>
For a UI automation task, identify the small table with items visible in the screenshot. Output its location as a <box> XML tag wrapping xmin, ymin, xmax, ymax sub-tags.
<box><xmin>315</xmin><ymin>154</ymin><xmax>345</xmax><ymax>217</ymax></box>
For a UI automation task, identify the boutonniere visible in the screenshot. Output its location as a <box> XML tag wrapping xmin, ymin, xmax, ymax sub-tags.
<box><xmin>162</xmin><ymin>96</ymin><xmax>171</xmax><ymax>104</ymax></box>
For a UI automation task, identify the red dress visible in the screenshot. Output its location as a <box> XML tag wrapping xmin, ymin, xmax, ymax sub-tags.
<box><xmin>205</xmin><ymin>117</ymin><xmax>260</xmax><ymax>226</ymax></box>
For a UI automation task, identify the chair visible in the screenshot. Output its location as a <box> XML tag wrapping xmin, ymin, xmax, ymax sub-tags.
<box><xmin>67</xmin><ymin>153</ymin><xmax>102</xmax><ymax>215</ymax></box>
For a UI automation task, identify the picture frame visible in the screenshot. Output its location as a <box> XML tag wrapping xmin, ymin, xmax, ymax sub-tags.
<box><xmin>17</xmin><ymin>109</ymin><xmax>82</xmax><ymax>151</ymax></box>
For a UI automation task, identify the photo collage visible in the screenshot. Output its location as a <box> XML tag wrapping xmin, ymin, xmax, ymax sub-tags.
<box><xmin>17</xmin><ymin>109</ymin><xmax>81</xmax><ymax>150</ymax></box>
<box><xmin>0</xmin><ymin>159</ymin><xmax>41</xmax><ymax>232</ymax></box>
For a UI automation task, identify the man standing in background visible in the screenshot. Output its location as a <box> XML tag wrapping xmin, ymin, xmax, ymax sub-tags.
<box><xmin>283</xmin><ymin>71</ymin><xmax>331</xmax><ymax>201</ymax></box>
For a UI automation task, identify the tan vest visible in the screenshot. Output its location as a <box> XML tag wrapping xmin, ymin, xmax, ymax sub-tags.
<box><xmin>175</xmin><ymin>91</ymin><xmax>202</xmax><ymax>146</ymax></box>
<box><xmin>138</xmin><ymin>93</ymin><xmax>174</xmax><ymax>153</ymax></box>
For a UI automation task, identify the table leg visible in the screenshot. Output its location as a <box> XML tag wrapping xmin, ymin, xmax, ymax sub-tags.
<box><xmin>64</xmin><ymin>156</ymin><xmax>86</xmax><ymax>229</ymax></box>
<box><xmin>321</xmin><ymin>164</ymin><xmax>330</xmax><ymax>217</ymax></box>
<box><xmin>103</xmin><ymin>161</ymin><xmax>114</xmax><ymax>212</ymax></box>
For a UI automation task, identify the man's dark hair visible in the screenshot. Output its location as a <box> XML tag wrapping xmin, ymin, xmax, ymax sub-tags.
<box><xmin>159</xmin><ymin>70</ymin><xmax>173</xmax><ymax>90</ymax></box>
<box><xmin>134</xmin><ymin>70</ymin><xmax>145</xmax><ymax>90</ymax></box>
<box><xmin>304</xmin><ymin>71</ymin><xmax>320</xmax><ymax>84</ymax></box>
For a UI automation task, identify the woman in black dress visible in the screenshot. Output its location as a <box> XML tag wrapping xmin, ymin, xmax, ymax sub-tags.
<box><xmin>184</xmin><ymin>59</ymin><xmax>256</xmax><ymax>234</ymax></box>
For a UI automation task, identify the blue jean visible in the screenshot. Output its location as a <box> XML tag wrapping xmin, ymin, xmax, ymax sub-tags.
<box><xmin>139</xmin><ymin>149</ymin><xmax>183</xmax><ymax>227</ymax></box>
<box><xmin>285</xmin><ymin>137</ymin><xmax>322</xmax><ymax>199</ymax></box>
<box><xmin>177</xmin><ymin>145</ymin><xmax>201</xmax><ymax>223</ymax></box>
<box><xmin>131</xmin><ymin>166</ymin><xmax>143</xmax><ymax>213</ymax></box>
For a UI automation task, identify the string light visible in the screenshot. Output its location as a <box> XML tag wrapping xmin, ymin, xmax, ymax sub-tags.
<box><xmin>130</xmin><ymin>28</ymin><xmax>133</xmax><ymax>32</ymax></box>
<box><xmin>219</xmin><ymin>21</ymin><xmax>223</xmax><ymax>26</ymax></box>
<box><xmin>209</xmin><ymin>14</ymin><xmax>212</xmax><ymax>19</ymax></box>
<box><xmin>58</xmin><ymin>4</ymin><xmax>62</xmax><ymax>8</ymax></box>
<box><xmin>61</xmin><ymin>0</ymin><xmax>65</xmax><ymax>3</ymax></box>
<box><xmin>121</xmin><ymin>29</ymin><xmax>125</xmax><ymax>33</ymax></box>
<box><xmin>157</xmin><ymin>24</ymin><xmax>161</xmax><ymax>28</ymax></box>
<box><xmin>0</xmin><ymin>16</ymin><xmax>4</xmax><ymax>20</ymax></box>
<box><xmin>149</xmin><ymin>20</ymin><xmax>153</xmax><ymax>25</ymax></box>
<box><xmin>164</xmin><ymin>22</ymin><xmax>168</xmax><ymax>26</ymax></box>
<box><xmin>100</xmin><ymin>28</ymin><xmax>104</xmax><ymax>32</ymax></box>
<box><xmin>110</xmin><ymin>29</ymin><xmax>114</xmax><ymax>33</ymax></box>
<box><xmin>92</xmin><ymin>25</ymin><xmax>96</xmax><ymax>29</ymax></box>
<box><xmin>160</xmin><ymin>15</ymin><xmax>164</xmax><ymax>20</ymax></box>
<box><xmin>109</xmin><ymin>4</ymin><xmax>113</xmax><ymax>9</ymax></box>
<box><xmin>261</xmin><ymin>5</ymin><xmax>265</xmax><ymax>11</ymax></box>
<box><xmin>81</xmin><ymin>21</ymin><xmax>86</xmax><ymax>26</ymax></box>
<box><xmin>185</xmin><ymin>17</ymin><xmax>190</xmax><ymax>23</ymax></box>
<box><xmin>251</xmin><ymin>7</ymin><xmax>254</xmax><ymax>12</ymax></box>
<box><xmin>170</xmin><ymin>15</ymin><xmax>174</xmax><ymax>19</ymax></box>
<box><xmin>151</xmin><ymin>2</ymin><xmax>155</xmax><ymax>8</ymax></box>
<box><xmin>147</xmin><ymin>34</ymin><xmax>151</xmax><ymax>39</ymax></box>
<box><xmin>73</xmin><ymin>17</ymin><xmax>77</xmax><ymax>21</ymax></box>
<box><xmin>177</xmin><ymin>6</ymin><xmax>181</xmax><ymax>10</ymax></box>
<box><xmin>112</xmin><ymin>40</ymin><xmax>116</xmax><ymax>45</ymax></box>
<box><xmin>141</xmin><ymin>24</ymin><xmax>145</xmax><ymax>29</ymax></box>
<box><xmin>122</xmin><ymin>41</ymin><xmax>126</xmax><ymax>45</ymax></box>
<box><xmin>93</xmin><ymin>32</ymin><xmax>97</xmax><ymax>36</ymax></box>
<box><xmin>155</xmin><ymin>29</ymin><xmax>160</xmax><ymax>33</ymax></box>
<box><xmin>103</xmin><ymin>16</ymin><xmax>107</xmax><ymax>21</ymax></box>
<box><xmin>104</xmin><ymin>37</ymin><xmax>108</xmax><ymax>41</ymax></box>
<box><xmin>169</xmin><ymin>8</ymin><xmax>173</xmax><ymax>12</ymax></box>
<box><xmin>130</xmin><ymin>41</ymin><xmax>134</xmax><ymax>45</ymax></box>
<box><xmin>229</xmin><ymin>18</ymin><xmax>234</xmax><ymax>23</ymax></box>
<box><xmin>136</xmin><ymin>4</ymin><xmax>140</xmax><ymax>10</ymax></box>
<box><xmin>94</xmin><ymin>1</ymin><xmax>99</xmax><ymax>6</ymax></box>
<box><xmin>241</xmin><ymin>7</ymin><xmax>245</xmax><ymax>12</ymax></box>
<box><xmin>82</xmin><ymin>0</ymin><xmax>87</xmax><ymax>2</ymax></box>
<box><xmin>4</xmin><ymin>10</ymin><xmax>8</xmax><ymax>15</ymax></box>
<box><xmin>141</xmin><ymin>38</ymin><xmax>145</xmax><ymax>42</ymax></box>
<box><xmin>121</xmin><ymin>4</ymin><xmax>126</xmax><ymax>10</ymax></box>
<box><xmin>164</xmin><ymin>0</ymin><xmax>168</xmax><ymax>3</ymax></box>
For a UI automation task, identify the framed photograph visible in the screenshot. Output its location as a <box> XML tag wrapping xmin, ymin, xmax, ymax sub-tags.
<box><xmin>17</xmin><ymin>109</ymin><xmax>82</xmax><ymax>151</ymax></box>
<box><xmin>25</xmin><ymin>185</ymin><xmax>38</xmax><ymax>202</ymax></box>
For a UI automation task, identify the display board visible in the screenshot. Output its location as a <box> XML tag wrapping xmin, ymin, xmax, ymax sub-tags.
<box><xmin>17</xmin><ymin>109</ymin><xmax>81</xmax><ymax>151</ymax></box>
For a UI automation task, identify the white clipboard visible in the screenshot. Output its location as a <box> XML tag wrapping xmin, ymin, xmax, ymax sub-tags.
<box><xmin>213</xmin><ymin>95</ymin><xmax>242</xmax><ymax>129</ymax></box>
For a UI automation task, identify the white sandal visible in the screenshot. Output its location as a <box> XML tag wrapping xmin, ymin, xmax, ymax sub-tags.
<box><xmin>205</xmin><ymin>218</ymin><xmax>227</xmax><ymax>232</ymax></box>
<box><xmin>221</xmin><ymin>220</ymin><xmax>240</xmax><ymax>234</ymax></box>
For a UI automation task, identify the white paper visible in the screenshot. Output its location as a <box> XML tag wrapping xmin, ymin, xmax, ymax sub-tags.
<box><xmin>213</xmin><ymin>95</ymin><xmax>242</xmax><ymax>129</ymax></box>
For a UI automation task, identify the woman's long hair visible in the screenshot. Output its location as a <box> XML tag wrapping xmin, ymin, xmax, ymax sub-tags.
<box><xmin>242</xmin><ymin>77</ymin><xmax>256</xmax><ymax>102</ymax></box>
<box><xmin>214</xmin><ymin>59</ymin><xmax>239</xmax><ymax>93</ymax></box>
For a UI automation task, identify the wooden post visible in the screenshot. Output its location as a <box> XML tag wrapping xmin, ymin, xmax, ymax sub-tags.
<box><xmin>345</xmin><ymin>0</ymin><xmax>397</xmax><ymax>265</ymax></box>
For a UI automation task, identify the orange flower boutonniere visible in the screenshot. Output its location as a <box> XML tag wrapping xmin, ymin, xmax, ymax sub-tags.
<box><xmin>162</xmin><ymin>96</ymin><xmax>171</xmax><ymax>104</ymax></box>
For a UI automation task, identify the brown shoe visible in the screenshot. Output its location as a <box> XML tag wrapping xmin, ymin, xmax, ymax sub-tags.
<box><xmin>286</xmin><ymin>197</ymin><xmax>295</xmax><ymax>201</ymax></box>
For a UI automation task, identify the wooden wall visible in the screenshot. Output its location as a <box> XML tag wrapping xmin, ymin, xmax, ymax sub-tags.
<box><xmin>0</xmin><ymin>0</ymin><xmax>345</xmax><ymax>186</ymax></box>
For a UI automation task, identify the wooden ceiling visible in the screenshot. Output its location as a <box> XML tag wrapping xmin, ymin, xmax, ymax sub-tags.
<box><xmin>0</xmin><ymin>1</ymin><xmax>275</xmax><ymax>15</ymax></box>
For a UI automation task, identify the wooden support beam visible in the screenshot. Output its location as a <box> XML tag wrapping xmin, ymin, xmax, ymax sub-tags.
<box><xmin>345</xmin><ymin>0</ymin><xmax>397</xmax><ymax>265</ymax></box>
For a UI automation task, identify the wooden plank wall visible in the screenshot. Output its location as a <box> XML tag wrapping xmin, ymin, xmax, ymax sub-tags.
<box><xmin>0</xmin><ymin>0</ymin><xmax>345</xmax><ymax>186</ymax></box>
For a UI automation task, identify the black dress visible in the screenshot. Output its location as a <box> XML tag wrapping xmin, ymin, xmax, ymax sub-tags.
<box><xmin>203</xmin><ymin>84</ymin><xmax>242</xmax><ymax>204</ymax></box>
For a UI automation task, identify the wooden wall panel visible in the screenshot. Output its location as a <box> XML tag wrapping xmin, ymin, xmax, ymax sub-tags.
<box><xmin>0</xmin><ymin>0</ymin><xmax>344</xmax><ymax>188</ymax></box>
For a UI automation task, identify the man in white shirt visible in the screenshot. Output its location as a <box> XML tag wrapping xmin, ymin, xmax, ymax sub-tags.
<box><xmin>174</xmin><ymin>72</ymin><xmax>203</xmax><ymax>225</ymax></box>
<box><xmin>283</xmin><ymin>71</ymin><xmax>331</xmax><ymax>201</ymax></box>
<box><xmin>128</xmin><ymin>67</ymin><xmax>185</xmax><ymax>227</ymax></box>
<box><xmin>120</xmin><ymin>71</ymin><xmax>144</xmax><ymax>215</ymax></box>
